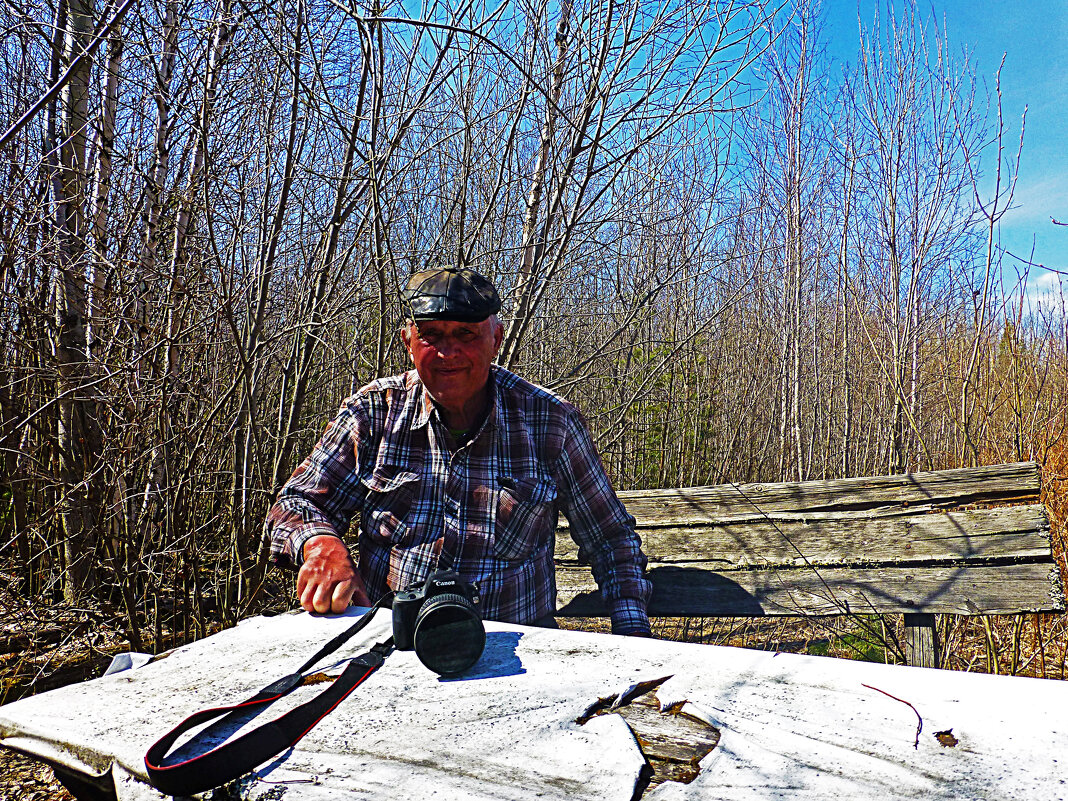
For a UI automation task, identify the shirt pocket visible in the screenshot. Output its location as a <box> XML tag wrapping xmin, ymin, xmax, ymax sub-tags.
<box><xmin>360</xmin><ymin>466</ymin><xmax>420</xmax><ymax>547</ymax></box>
<box><xmin>493</xmin><ymin>476</ymin><xmax>558</xmax><ymax>562</ymax></box>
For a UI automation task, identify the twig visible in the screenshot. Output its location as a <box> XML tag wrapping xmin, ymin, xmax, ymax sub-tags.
<box><xmin>862</xmin><ymin>683</ymin><xmax>922</xmax><ymax>749</ymax></box>
<box><xmin>0</xmin><ymin>0</ymin><xmax>139</xmax><ymax>151</ymax></box>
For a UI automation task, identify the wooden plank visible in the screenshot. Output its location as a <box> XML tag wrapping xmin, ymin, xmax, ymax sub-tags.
<box><xmin>612</xmin><ymin>694</ymin><xmax>719</xmax><ymax>796</ymax></box>
<box><xmin>555</xmin><ymin>563</ymin><xmax>1066</xmax><ymax>617</ymax></box>
<box><xmin>578</xmin><ymin>684</ymin><xmax>720</xmax><ymax>796</ymax></box>
<box><xmin>904</xmin><ymin>613</ymin><xmax>938</xmax><ymax>669</ymax></box>
<box><xmin>556</xmin><ymin>504</ymin><xmax>1050</xmax><ymax>569</ymax></box>
<box><xmin>617</xmin><ymin>697</ymin><xmax>719</xmax><ymax>766</ymax></box>
<box><xmin>559</xmin><ymin>462</ymin><xmax>1041</xmax><ymax>528</ymax></box>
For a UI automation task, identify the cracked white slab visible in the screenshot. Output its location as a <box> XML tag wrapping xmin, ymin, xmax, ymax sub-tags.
<box><xmin>649</xmin><ymin>649</ymin><xmax>1068</xmax><ymax>800</ymax></box>
<box><xmin>2</xmin><ymin>610</ymin><xmax>1067</xmax><ymax>800</ymax></box>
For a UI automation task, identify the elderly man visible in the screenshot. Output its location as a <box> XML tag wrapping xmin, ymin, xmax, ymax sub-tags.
<box><xmin>265</xmin><ymin>267</ymin><xmax>652</xmax><ymax>635</ymax></box>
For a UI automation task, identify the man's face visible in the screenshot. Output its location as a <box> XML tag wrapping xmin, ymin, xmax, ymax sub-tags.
<box><xmin>403</xmin><ymin>317</ymin><xmax>504</xmax><ymax>413</ymax></box>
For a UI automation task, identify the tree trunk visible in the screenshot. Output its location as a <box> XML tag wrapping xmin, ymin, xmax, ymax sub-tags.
<box><xmin>53</xmin><ymin>0</ymin><xmax>101</xmax><ymax>600</ymax></box>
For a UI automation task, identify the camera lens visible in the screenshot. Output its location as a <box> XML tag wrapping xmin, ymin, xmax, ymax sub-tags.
<box><xmin>412</xmin><ymin>593</ymin><xmax>486</xmax><ymax>677</ymax></box>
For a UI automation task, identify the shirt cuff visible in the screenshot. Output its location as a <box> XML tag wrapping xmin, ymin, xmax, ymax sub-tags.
<box><xmin>609</xmin><ymin>598</ymin><xmax>651</xmax><ymax>636</ymax></box>
<box><xmin>291</xmin><ymin>526</ymin><xmax>345</xmax><ymax>568</ymax></box>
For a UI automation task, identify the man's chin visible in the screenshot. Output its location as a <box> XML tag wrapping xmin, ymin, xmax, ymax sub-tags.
<box><xmin>423</xmin><ymin>373</ymin><xmax>490</xmax><ymax>410</ymax></box>
<box><xmin>424</xmin><ymin>381</ymin><xmax>468</xmax><ymax>405</ymax></box>
<box><xmin>432</xmin><ymin>369</ymin><xmax>467</xmax><ymax>380</ymax></box>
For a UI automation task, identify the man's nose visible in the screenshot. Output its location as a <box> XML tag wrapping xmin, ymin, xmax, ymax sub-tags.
<box><xmin>435</xmin><ymin>336</ymin><xmax>459</xmax><ymax>357</ymax></box>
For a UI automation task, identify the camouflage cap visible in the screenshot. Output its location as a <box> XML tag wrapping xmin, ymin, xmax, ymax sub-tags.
<box><xmin>401</xmin><ymin>267</ymin><xmax>501</xmax><ymax>322</ymax></box>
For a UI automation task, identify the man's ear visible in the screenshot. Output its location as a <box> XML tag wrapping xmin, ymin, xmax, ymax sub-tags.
<box><xmin>492</xmin><ymin>320</ymin><xmax>504</xmax><ymax>354</ymax></box>
<box><xmin>400</xmin><ymin>324</ymin><xmax>415</xmax><ymax>361</ymax></box>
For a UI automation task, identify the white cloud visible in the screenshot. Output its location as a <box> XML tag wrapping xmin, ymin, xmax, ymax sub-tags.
<box><xmin>1004</xmin><ymin>268</ymin><xmax>1068</xmax><ymax>318</ymax></box>
<box><xmin>996</xmin><ymin>173</ymin><xmax>1068</xmax><ymax>228</ymax></box>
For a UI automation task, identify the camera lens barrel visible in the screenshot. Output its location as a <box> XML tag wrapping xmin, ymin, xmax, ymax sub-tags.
<box><xmin>412</xmin><ymin>592</ymin><xmax>486</xmax><ymax>677</ymax></box>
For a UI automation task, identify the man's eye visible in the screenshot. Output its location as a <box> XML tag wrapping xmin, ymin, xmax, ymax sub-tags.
<box><xmin>419</xmin><ymin>332</ymin><xmax>441</xmax><ymax>345</ymax></box>
<box><xmin>454</xmin><ymin>329</ymin><xmax>478</xmax><ymax>343</ymax></box>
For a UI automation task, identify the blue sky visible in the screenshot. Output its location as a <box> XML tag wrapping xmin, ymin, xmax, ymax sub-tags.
<box><xmin>822</xmin><ymin>0</ymin><xmax>1068</xmax><ymax>298</ymax></box>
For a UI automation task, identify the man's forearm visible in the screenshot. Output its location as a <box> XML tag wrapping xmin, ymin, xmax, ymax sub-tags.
<box><xmin>266</xmin><ymin>401</ymin><xmax>366</xmax><ymax>570</ymax></box>
<box><xmin>265</xmin><ymin>501</ymin><xmax>344</xmax><ymax>570</ymax></box>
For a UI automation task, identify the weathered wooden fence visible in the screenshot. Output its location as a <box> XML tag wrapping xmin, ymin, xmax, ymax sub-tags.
<box><xmin>555</xmin><ymin>462</ymin><xmax>1065</xmax><ymax>667</ymax></box>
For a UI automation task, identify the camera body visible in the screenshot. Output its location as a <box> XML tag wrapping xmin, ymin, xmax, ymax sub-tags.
<box><xmin>392</xmin><ymin>569</ymin><xmax>485</xmax><ymax>676</ymax></box>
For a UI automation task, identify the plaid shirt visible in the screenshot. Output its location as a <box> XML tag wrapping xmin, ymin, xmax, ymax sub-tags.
<box><xmin>266</xmin><ymin>366</ymin><xmax>651</xmax><ymax>634</ymax></box>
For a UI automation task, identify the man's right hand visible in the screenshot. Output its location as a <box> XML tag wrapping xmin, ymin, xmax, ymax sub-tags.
<box><xmin>297</xmin><ymin>535</ymin><xmax>372</xmax><ymax>614</ymax></box>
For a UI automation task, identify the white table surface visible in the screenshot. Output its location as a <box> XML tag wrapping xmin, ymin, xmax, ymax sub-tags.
<box><xmin>1</xmin><ymin>608</ymin><xmax>1065</xmax><ymax>800</ymax></box>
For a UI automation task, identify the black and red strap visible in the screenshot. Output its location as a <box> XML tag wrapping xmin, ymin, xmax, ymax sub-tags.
<box><xmin>145</xmin><ymin>598</ymin><xmax>394</xmax><ymax>797</ymax></box>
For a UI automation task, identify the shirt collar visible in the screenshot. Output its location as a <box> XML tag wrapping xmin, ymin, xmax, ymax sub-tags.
<box><xmin>409</xmin><ymin>370</ymin><xmax>434</xmax><ymax>430</ymax></box>
<box><xmin>410</xmin><ymin>367</ymin><xmax>500</xmax><ymax>436</ymax></box>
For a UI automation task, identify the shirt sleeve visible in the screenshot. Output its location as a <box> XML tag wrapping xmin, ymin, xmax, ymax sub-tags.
<box><xmin>264</xmin><ymin>400</ymin><xmax>370</xmax><ymax>569</ymax></box>
<box><xmin>553</xmin><ymin>407</ymin><xmax>652</xmax><ymax>635</ymax></box>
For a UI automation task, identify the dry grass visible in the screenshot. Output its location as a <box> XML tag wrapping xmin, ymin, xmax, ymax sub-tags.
<box><xmin>637</xmin><ymin>611</ymin><xmax>1068</xmax><ymax>678</ymax></box>
<box><xmin>0</xmin><ymin>749</ymin><xmax>72</xmax><ymax>801</ymax></box>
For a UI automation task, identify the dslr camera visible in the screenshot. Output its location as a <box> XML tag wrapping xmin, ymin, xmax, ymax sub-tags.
<box><xmin>392</xmin><ymin>568</ymin><xmax>485</xmax><ymax>677</ymax></box>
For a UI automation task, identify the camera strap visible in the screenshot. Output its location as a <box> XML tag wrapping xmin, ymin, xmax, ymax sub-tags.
<box><xmin>145</xmin><ymin>596</ymin><xmax>395</xmax><ymax>797</ymax></box>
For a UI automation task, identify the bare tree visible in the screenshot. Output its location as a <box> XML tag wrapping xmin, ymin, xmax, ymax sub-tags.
<box><xmin>843</xmin><ymin>2</ymin><xmax>984</xmax><ymax>473</ymax></box>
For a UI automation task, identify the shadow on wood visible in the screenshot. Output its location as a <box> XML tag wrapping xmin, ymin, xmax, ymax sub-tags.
<box><xmin>558</xmin><ymin>566</ymin><xmax>769</xmax><ymax>617</ymax></box>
